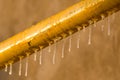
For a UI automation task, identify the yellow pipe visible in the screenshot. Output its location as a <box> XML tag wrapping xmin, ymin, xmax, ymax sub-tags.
<box><xmin>0</xmin><ymin>0</ymin><xmax>120</xmax><ymax>69</ymax></box>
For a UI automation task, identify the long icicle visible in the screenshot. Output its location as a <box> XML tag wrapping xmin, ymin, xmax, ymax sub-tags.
<box><xmin>25</xmin><ymin>54</ymin><xmax>29</xmax><ymax>77</ymax></box>
<box><xmin>94</xmin><ymin>21</ymin><xmax>97</xmax><ymax>27</ymax></box>
<box><xmin>77</xmin><ymin>28</ymin><xmax>81</xmax><ymax>48</ymax></box>
<box><xmin>88</xmin><ymin>27</ymin><xmax>92</xmax><ymax>45</ymax></box>
<box><xmin>61</xmin><ymin>39</ymin><xmax>65</xmax><ymax>58</ymax></box>
<box><xmin>19</xmin><ymin>57</ymin><xmax>22</xmax><ymax>76</ymax></box>
<box><xmin>53</xmin><ymin>40</ymin><xmax>57</xmax><ymax>64</ymax></box>
<box><xmin>68</xmin><ymin>32</ymin><xmax>72</xmax><ymax>52</ymax></box>
<box><xmin>107</xmin><ymin>17</ymin><xmax>111</xmax><ymax>36</ymax></box>
<box><xmin>39</xmin><ymin>49</ymin><xmax>42</xmax><ymax>65</ymax></box>
<box><xmin>101</xmin><ymin>14</ymin><xmax>105</xmax><ymax>32</ymax></box>
<box><xmin>101</xmin><ymin>24</ymin><xmax>104</xmax><ymax>32</ymax></box>
<box><xmin>34</xmin><ymin>50</ymin><xmax>37</xmax><ymax>61</ymax></box>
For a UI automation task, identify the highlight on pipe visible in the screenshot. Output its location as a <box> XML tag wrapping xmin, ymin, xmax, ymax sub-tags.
<box><xmin>0</xmin><ymin>0</ymin><xmax>120</xmax><ymax>70</ymax></box>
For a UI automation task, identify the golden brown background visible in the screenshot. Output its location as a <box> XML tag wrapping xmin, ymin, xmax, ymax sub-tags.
<box><xmin>0</xmin><ymin>0</ymin><xmax>120</xmax><ymax>80</ymax></box>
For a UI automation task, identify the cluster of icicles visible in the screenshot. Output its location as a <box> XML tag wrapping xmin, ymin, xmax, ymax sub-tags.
<box><xmin>3</xmin><ymin>12</ymin><xmax>118</xmax><ymax>77</ymax></box>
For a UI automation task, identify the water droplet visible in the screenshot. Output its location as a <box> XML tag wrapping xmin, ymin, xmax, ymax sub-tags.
<box><xmin>61</xmin><ymin>39</ymin><xmax>65</xmax><ymax>58</ymax></box>
<box><xmin>53</xmin><ymin>40</ymin><xmax>57</xmax><ymax>64</ymax></box>
<box><xmin>25</xmin><ymin>54</ymin><xmax>29</xmax><ymax>77</ymax></box>
<box><xmin>19</xmin><ymin>57</ymin><xmax>22</xmax><ymax>76</ymax></box>
<box><xmin>107</xmin><ymin>17</ymin><xmax>110</xmax><ymax>36</ymax></box>
<box><xmin>5</xmin><ymin>64</ymin><xmax>8</xmax><ymax>72</ymax></box>
<box><xmin>68</xmin><ymin>36</ymin><xmax>72</xmax><ymax>52</ymax></box>
<box><xmin>39</xmin><ymin>50</ymin><xmax>42</xmax><ymax>65</ymax></box>
<box><xmin>77</xmin><ymin>31</ymin><xmax>80</xmax><ymax>48</ymax></box>
<box><xmin>9</xmin><ymin>63</ymin><xmax>12</xmax><ymax>75</ymax></box>
<box><xmin>88</xmin><ymin>27</ymin><xmax>92</xmax><ymax>45</ymax></box>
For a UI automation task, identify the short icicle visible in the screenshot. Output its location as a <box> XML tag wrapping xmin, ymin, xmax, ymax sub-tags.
<box><xmin>9</xmin><ymin>63</ymin><xmax>13</xmax><ymax>75</ymax></box>
<box><xmin>94</xmin><ymin>21</ymin><xmax>97</xmax><ymax>27</ymax></box>
<box><xmin>83</xmin><ymin>26</ymin><xmax>86</xmax><ymax>32</ymax></box>
<box><xmin>5</xmin><ymin>64</ymin><xmax>8</xmax><ymax>72</ymax></box>
<box><xmin>48</xmin><ymin>43</ymin><xmax>51</xmax><ymax>53</ymax></box>
<box><xmin>107</xmin><ymin>17</ymin><xmax>111</xmax><ymax>36</ymax></box>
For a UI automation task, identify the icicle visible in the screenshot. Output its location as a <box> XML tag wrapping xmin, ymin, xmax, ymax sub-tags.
<box><xmin>68</xmin><ymin>31</ymin><xmax>72</xmax><ymax>52</ymax></box>
<box><xmin>101</xmin><ymin>15</ymin><xmax>105</xmax><ymax>32</ymax></box>
<box><xmin>94</xmin><ymin>21</ymin><xmax>97</xmax><ymax>27</ymax></box>
<box><xmin>33</xmin><ymin>50</ymin><xmax>37</xmax><ymax>61</ymax></box>
<box><xmin>88</xmin><ymin>27</ymin><xmax>92</xmax><ymax>45</ymax></box>
<box><xmin>25</xmin><ymin>54</ymin><xmax>29</xmax><ymax>77</ymax></box>
<box><xmin>39</xmin><ymin>49</ymin><xmax>42</xmax><ymax>65</ymax></box>
<box><xmin>83</xmin><ymin>26</ymin><xmax>86</xmax><ymax>32</ymax></box>
<box><xmin>112</xmin><ymin>13</ymin><xmax>115</xmax><ymax>21</ymax></box>
<box><xmin>77</xmin><ymin>35</ymin><xmax>80</xmax><ymax>48</ymax></box>
<box><xmin>19</xmin><ymin>57</ymin><xmax>22</xmax><ymax>76</ymax></box>
<box><xmin>5</xmin><ymin>64</ymin><xmax>8</xmax><ymax>72</ymax></box>
<box><xmin>61</xmin><ymin>39</ymin><xmax>65</xmax><ymax>58</ymax></box>
<box><xmin>107</xmin><ymin>17</ymin><xmax>111</xmax><ymax>36</ymax></box>
<box><xmin>9</xmin><ymin>63</ymin><xmax>12</xmax><ymax>75</ymax></box>
<box><xmin>68</xmin><ymin>36</ymin><xmax>72</xmax><ymax>52</ymax></box>
<box><xmin>53</xmin><ymin>40</ymin><xmax>57</xmax><ymax>64</ymax></box>
<box><xmin>48</xmin><ymin>43</ymin><xmax>51</xmax><ymax>52</ymax></box>
<box><xmin>77</xmin><ymin>28</ymin><xmax>81</xmax><ymax>48</ymax></box>
<box><xmin>101</xmin><ymin>24</ymin><xmax>104</xmax><ymax>32</ymax></box>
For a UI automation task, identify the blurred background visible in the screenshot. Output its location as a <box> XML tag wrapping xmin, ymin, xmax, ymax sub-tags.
<box><xmin>0</xmin><ymin>0</ymin><xmax>120</xmax><ymax>80</ymax></box>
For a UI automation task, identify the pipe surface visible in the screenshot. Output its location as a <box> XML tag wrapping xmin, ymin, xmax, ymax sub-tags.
<box><xmin>0</xmin><ymin>0</ymin><xmax>120</xmax><ymax>69</ymax></box>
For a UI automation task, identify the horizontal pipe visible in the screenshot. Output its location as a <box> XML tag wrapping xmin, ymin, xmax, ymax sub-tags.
<box><xmin>0</xmin><ymin>0</ymin><xmax>120</xmax><ymax>69</ymax></box>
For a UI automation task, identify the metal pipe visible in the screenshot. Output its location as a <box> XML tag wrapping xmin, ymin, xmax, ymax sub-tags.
<box><xmin>0</xmin><ymin>0</ymin><xmax>120</xmax><ymax>69</ymax></box>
